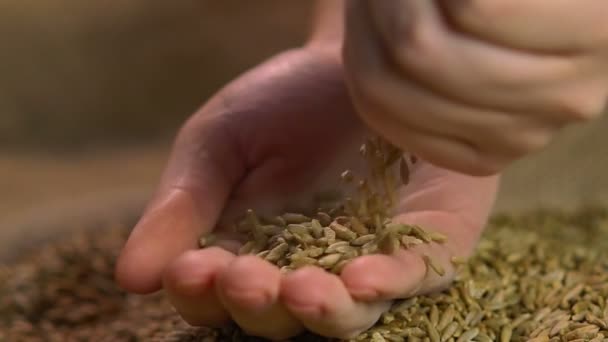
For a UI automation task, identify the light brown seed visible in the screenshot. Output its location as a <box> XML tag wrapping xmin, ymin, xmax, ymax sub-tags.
<box><xmin>561</xmin><ymin>283</ymin><xmax>585</xmax><ymax>308</ymax></box>
<box><xmin>256</xmin><ymin>250</ymin><xmax>270</xmax><ymax>259</ymax></box>
<box><xmin>404</xmin><ymin>327</ymin><xmax>426</xmax><ymax>337</ymax></box>
<box><xmin>281</xmin><ymin>230</ymin><xmax>295</xmax><ymax>242</ymax></box>
<box><xmin>282</xmin><ymin>213</ymin><xmax>311</xmax><ymax>224</ymax></box>
<box><xmin>429</xmin><ymin>231</ymin><xmax>448</xmax><ymax>244</ymax></box>
<box><xmin>534</xmin><ymin>308</ymin><xmax>552</xmax><ymax>323</ymax></box>
<box><xmin>330</xmin><ymin>222</ymin><xmax>357</xmax><ymax>241</ymax></box>
<box><xmin>266</xmin><ymin>215</ymin><xmax>287</xmax><ymax>227</ymax></box>
<box><xmin>440</xmin><ymin>322</ymin><xmax>459</xmax><ymax>342</ymax></box>
<box><xmin>326</xmin><ymin>241</ymin><xmax>351</xmax><ymax>254</ymax></box>
<box><xmin>316</xmin><ymin>212</ymin><xmax>332</xmax><ymax>227</ymax></box>
<box><xmin>310</xmin><ymin>219</ymin><xmax>324</xmax><ymax>238</ymax></box>
<box><xmin>265</xmin><ymin>243</ymin><xmax>289</xmax><ymax>263</ymax></box>
<box><xmin>237</xmin><ymin>241</ymin><xmax>255</xmax><ymax>255</ymax></box>
<box><xmin>361</xmin><ymin>240</ymin><xmax>379</xmax><ymax>255</ymax></box>
<box><xmin>351</xmin><ymin>234</ymin><xmax>377</xmax><ymax>246</ymax></box>
<box><xmin>585</xmin><ymin>313</ymin><xmax>607</xmax><ymax>329</ymax></box>
<box><xmin>371</xmin><ymin>332</ymin><xmax>386</xmax><ymax>342</ymax></box>
<box><xmin>549</xmin><ymin>318</ymin><xmax>570</xmax><ymax>337</ymax></box>
<box><xmin>424</xmin><ymin>319</ymin><xmax>441</xmax><ymax>342</ymax></box>
<box><xmin>386</xmin><ymin>222</ymin><xmax>413</xmax><ymax>235</ymax></box>
<box><xmin>589</xmin><ymin>335</ymin><xmax>604</xmax><ymax>342</ymax></box>
<box><xmin>401</xmin><ymin>235</ymin><xmax>424</xmax><ymax>248</ymax></box>
<box><xmin>563</xmin><ymin>325</ymin><xmax>600</xmax><ymax>340</ymax></box>
<box><xmin>455</xmin><ymin>328</ymin><xmax>479</xmax><ymax>342</ymax></box>
<box><xmin>318</xmin><ymin>253</ymin><xmax>342</xmax><ymax>268</ymax></box>
<box><xmin>350</xmin><ymin>216</ymin><xmax>370</xmax><ymax>235</ymax></box>
<box><xmin>297</xmin><ymin>233</ymin><xmax>317</xmax><ymax>246</ymax></box>
<box><xmin>378</xmin><ymin>231</ymin><xmax>400</xmax><ymax>255</ymax></box>
<box><xmin>198</xmin><ymin>234</ymin><xmax>217</xmax><ymax>248</ymax></box>
<box><xmin>511</xmin><ymin>313</ymin><xmax>531</xmax><ymax>328</ymax></box>
<box><xmin>475</xmin><ymin>333</ymin><xmax>493</xmax><ymax>342</ymax></box>
<box><xmin>430</xmin><ymin>305</ymin><xmax>439</xmax><ymax>327</ymax></box>
<box><xmin>261</xmin><ymin>225</ymin><xmax>284</xmax><ymax>236</ymax></box>
<box><xmin>412</xmin><ymin>225</ymin><xmax>433</xmax><ymax>243</ymax></box>
<box><xmin>315</xmin><ymin>237</ymin><xmax>329</xmax><ymax>246</ymax></box>
<box><xmin>287</xmin><ymin>224</ymin><xmax>309</xmax><ymax>235</ymax></box>
<box><xmin>323</xmin><ymin>227</ymin><xmax>336</xmax><ymax>243</ymax></box>
<box><xmin>306</xmin><ymin>246</ymin><xmax>325</xmax><ymax>258</ymax></box>
<box><xmin>437</xmin><ymin>306</ymin><xmax>455</xmax><ymax>332</ymax></box>
<box><xmin>335</xmin><ymin>245</ymin><xmax>358</xmax><ymax>258</ymax></box>
<box><xmin>423</xmin><ymin>254</ymin><xmax>446</xmax><ymax>277</ymax></box>
<box><xmin>331</xmin><ymin>260</ymin><xmax>350</xmax><ymax>274</ymax></box>
<box><xmin>450</xmin><ymin>256</ymin><xmax>468</xmax><ymax>266</ymax></box>
<box><xmin>500</xmin><ymin>325</ymin><xmax>513</xmax><ymax>342</ymax></box>
<box><xmin>290</xmin><ymin>256</ymin><xmax>317</xmax><ymax>268</ymax></box>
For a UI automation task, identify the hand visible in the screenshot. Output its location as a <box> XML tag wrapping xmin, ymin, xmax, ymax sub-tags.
<box><xmin>115</xmin><ymin>47</ymin><xmax>499</xmax><ymax>339</ymax></box>
<box><xmin>343</xmin><ymin>0</ymin><xmax>608</xmax><ymax>176</ymax></box>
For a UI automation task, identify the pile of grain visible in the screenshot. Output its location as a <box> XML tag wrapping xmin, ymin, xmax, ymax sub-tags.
<box><xmin>2</xmin><ymin>208</ymin><xmax>608</xmax><ymax>341</ymax></box>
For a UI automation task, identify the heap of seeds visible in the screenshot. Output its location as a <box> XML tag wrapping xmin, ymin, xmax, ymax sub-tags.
<box><xmin>352</xmin><ymin>207</ymin><xmax>608</xmax><ymax>342</ymax></box>
<box><xmin>4</xmin><ymin>137</ymin><xmax>608</xmax><ymax>340</ymax></box>
<box><xmin>2</xmin><ymin>208</ymin><xmax>608</xmax><ymax>341</ymax></box>
<box><xmin>201</xmin><ymin>137</ymin><xmax>447</xmax><ymax>276</ymax></box>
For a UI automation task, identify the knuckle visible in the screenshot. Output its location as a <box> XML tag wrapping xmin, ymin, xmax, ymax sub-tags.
<box><xmin>163</xmin><ymin>252</ymin><xmax>201</xmax><ymax>293</ymax></box>
<box><xmin>510</xmin><ymin>131</ymin><xmax>553</xmax><ymax>155</ymax></box>
<box><xmin>558</xmin><ymin>87</ymin><xmax>607</xmax><ymax>122</ymax></box>
<box><xmin>392</xmin><ymin>23</ymin><xmax>441</xmax><ymax>71</ymax></box>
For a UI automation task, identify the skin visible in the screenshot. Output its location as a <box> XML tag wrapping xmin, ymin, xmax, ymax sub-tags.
<box><xmin>115</xmin><ymin>0</ymin><xmax>606</xmax><ymax>339</ymax></box>
<box><xmin>345</xmin><ymin>0</ymin><xmax>608</xmax><ymax>176</ymax></box>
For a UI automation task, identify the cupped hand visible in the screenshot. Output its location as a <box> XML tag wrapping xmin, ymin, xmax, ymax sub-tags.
<box><xmin>344</xmin><ymin>0</ymin><xmax>608</xmax><ymax>176</ymax></box>
<box><xmin>115</xmin><ymin>47</ymin><xmax>499</xmax><ymax>340</ymax></box>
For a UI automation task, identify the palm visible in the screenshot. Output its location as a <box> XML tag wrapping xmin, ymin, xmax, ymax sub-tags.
<box><xmin>201</xmin><ymin>50</ymin><xmax>369</xmax><ymax>240</ymax></box>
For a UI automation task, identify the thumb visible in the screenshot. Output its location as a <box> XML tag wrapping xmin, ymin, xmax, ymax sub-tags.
<box><xmin>115</xmin><ymin>115</ymin><xmax>244</xmax><ymax>294</ymax></box>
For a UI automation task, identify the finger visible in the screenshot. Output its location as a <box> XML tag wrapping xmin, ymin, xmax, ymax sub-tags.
<box><xmin>162</xmin><ymin>247</ymin><xmax>234</xmax><ymax>327</ymax></box>
<box><xmin>357</xmin><ymin>103</ymin><xmax>509</xmax><ymax>176</ymax></box>
<box><xmin>439</xmin><ymin>0</ymin><xmax>608</xmax><ymax>52</ymax></box>
<box><xmin>341</xmin><ymin>211</ymin><xmax>473</xmax><ymax>301</ymax></box>
<box><xmin>363</xmin><ymin>0</ymin><xmax>605</xmax><ymax>121</ymax></box>
<box><xmin>350</xmin><ymin>62</ymin><xmax>561</xmax><ymax>164</ymax></box>
<box><xmin>115</xmin><ymin>115</ymin><xmax>245</xmax><ymax>293</ymax></box>
<box><xmin>351</xmin><ymin>66</ymin><xmax>559</xmax><ymax>170</ymax></box>
<box><xmin>346</xmin><ymin>1</ymin><xmax>562</xmax><ymax>167</ymax></box>
<box><xmin>216</xmin><ymin>256</ymin><xmax>303</xmax><ymax>339</ymax></box>
<box><xmin>281</xmin><ymin>266</ymin><xmax>391</xmax><ymax>339</ymax></box>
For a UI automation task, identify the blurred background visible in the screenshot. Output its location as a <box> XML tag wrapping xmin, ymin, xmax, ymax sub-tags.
<box><xmin>1</xmin><ymin>0</ymin><xmax>607</xmax><ymax>258</ymax></box>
